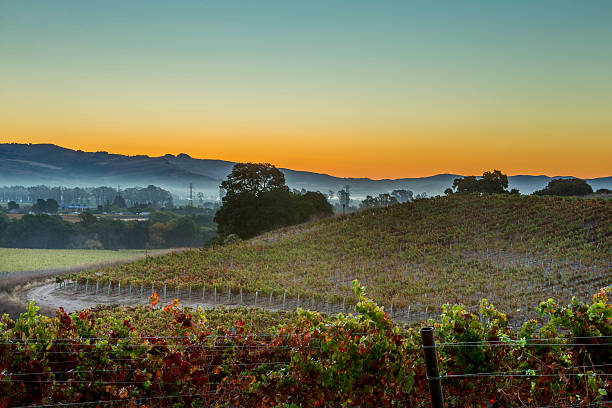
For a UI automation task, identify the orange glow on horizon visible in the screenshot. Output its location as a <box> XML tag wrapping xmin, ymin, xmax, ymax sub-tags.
<box><xmin>2</xmin><ymin>126</ymin><xmax>610</xmax><ymax>180</ymax></box>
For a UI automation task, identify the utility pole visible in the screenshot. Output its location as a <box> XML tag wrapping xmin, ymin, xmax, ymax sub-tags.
<box><xmin>189</xmin><ymin>183</ymin><xmax>193</xmax><ymax>207</ymax></box>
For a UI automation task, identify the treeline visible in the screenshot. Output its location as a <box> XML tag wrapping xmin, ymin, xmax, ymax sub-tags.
<box><xmin>0</xmin><ymin>209</ymin><xmax>216</xmax><ymax>250</ymax></box>
<box><xmin>0</xmin><ymin>184</ymin><xmax>173</xmax><ymax>208</ymax></box>
<box><xmin>448</xmin><ymin>170</ymin><xmax>607</xmax><ymax>197</ymax></box>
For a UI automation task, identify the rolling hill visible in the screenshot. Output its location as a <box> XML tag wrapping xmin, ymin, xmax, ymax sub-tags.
<box><xmin>73</xmin><ymin>194</ymin><xmax>612</xmax><ymax>319</ymax></box>
<box><xmin>2</xmin><ymin>143</ymin><xmax>610</xmax><ymax>197</ymax></box>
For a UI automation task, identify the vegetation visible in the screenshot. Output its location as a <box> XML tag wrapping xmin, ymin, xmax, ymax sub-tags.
<box><xmin>214</xmin><ymin>163</ymin><xmax>333</xmax><ymax>239</ymax></box>
<box><xmin>74</xmin><ymin>194</ymin><xmax>611</xmax><ymax>319</ymax></box>
<box><xmin>0</xmin><ymin>184</ymin><xmax>173</xmax><ymax>210</ymax></box>
<box><xmin>87</xmin><ymin>305</ymin><xmax>300</xmax><ymax>337</ymax></box>
<box><xmin>360</xmin><ymin>193</ymin><xmax>398</xmax><ymax>209</ymax></box>
<box><xmin>1</xmin><ymin>284</ymin><xmax>609</xmax><ymax>407</ymax></box>
<box><xmin>0</xmin><ymin>248</ymin><xmax>168</xmax><ymax>273</ymax></box>
<box><xmin>535</xmin><ymin>178</ymin><xmax>594</xmax><ymax>196</ymax></box>
<box><xmin>452</xmin><ymin>169</ymin><xmax>511</xmax><ymax>194</ymax></box>
<box><xmin>0</xmin><ymin>207</ymin><xmax>215</xmax><ymax>249</ymax></box>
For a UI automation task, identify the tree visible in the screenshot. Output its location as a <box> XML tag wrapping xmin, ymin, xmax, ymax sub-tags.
<box><xmin>45</xmin><ymin>198</ymin><xmax>59</xmax><ymax>213</ymax></box>
<box><xmin>32</xmin><ymin>199</ymin><xmax>46</xmax><ymax>214</ymax></box>
<box><xmin>164</xmin><ymin>217</ymin><xmax>197</xmax><ymax>247</ymax></box>
<box><xmin>360</xmin><ymin>193</ymin><xmax>398</xmax><ymax>209</ymax></box>
<box><xmin>215</xmin><ymin>163</ymin><xmax>332</xmax><ymax>239</ymax></box>
<box><xmin>452</xmin><ymin>170</ymin><xmax>509</xmax><ymax>194</ymax></box>
<box><xmin>534</xmin><ymin>178</ymin><xmax>593</xmax><ymax>196</ymax></box>
<box><xmin>337</xmin><ymin>188</ymin><xmax>350</xmax><ymax>211</ymax></box>
<box><xmin>7</xmin><ymin>201</ymin><xmax>19</xmax><ymax>211</ymax></box>
<box><xmin>1</xmin><ymin>214</ymin><xmax>74</xmax><ymax>248</ymax></box>
<box><xmin>0</xmin><ymin>209</ymin><xmax>8</xmax><ymax>236</ymax></box>
<box><xmin>444</xmin><ymin>188</ymin><xmax>454</xmax><ymax>195</ymax></box>
<box><xmin>294</xmin><ymin>191</ymin><xmax>334</xmax><ymax>222</ymax></box>
<box><xmin>78</xmin><ymin>211</ymin><xmax>97</xmax><ymax>228</ymax></box>
<box><xmin>220</xmin><ymin>163</ymin><xmax>288</xmax><ymax>198</ymax></box>
<box><xmin>390</xmin><ymin>189</ymin><xmax>413</xmax><ymax>203</ymax></box>
<box><xmin>32</xmin><ymin>198</ymin><xmax>58</xmax><ymax>214</ymax></box>
<box><xmin>479</xmin><ymin>170</ymin><xmax>508</xmax><ymax>194</ymax></box>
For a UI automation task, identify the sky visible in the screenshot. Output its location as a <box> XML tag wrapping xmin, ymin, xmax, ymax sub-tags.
<box><xmin>1</xmin><ymin>1</ymin><xmax>611</xmax><ymax>179</ymax></box>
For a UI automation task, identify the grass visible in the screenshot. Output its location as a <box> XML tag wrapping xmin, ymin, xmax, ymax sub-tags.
<box><xmin>73</xmin><ymin>194</ymin><xmax>612</xmax><ymax>316</ymax></box>
<box><xmin>0</xmin><ymin>248</ymin><xmax>167</xmax><ymax>273</ymax></box>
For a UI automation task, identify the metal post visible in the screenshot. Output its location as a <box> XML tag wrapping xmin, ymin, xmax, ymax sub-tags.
<box><xmin>420</xmin><ymin>327</ymin><xmax>445</xmax><ymax>408</ymax></box>
<box><xmin>255</xmin><ymin>291</ymin><xmax>258</xmax><ymax>305</ymax></box>
<box><xmin>214</xmin><ymin>287</ymin><xmax>217</xmax><ymax>303</ymax></box>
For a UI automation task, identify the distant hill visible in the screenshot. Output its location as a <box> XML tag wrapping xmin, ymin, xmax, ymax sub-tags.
<box><xmin>1</xmin><ymin>143</ymin><xmax>610</xmax><ymax>197</ymax></box>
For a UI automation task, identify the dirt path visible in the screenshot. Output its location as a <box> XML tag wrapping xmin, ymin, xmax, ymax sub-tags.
<box><xmin>25</xmin><ymin>283</ymin><xmax>280</xmax><ymax>314</ymax></box>
<box><xmin>2</xmin><ymin>248</ymin><xmax>190</xmax><ymax>317</ymax></box>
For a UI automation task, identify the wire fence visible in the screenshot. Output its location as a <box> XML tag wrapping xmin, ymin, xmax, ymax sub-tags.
<box><xmin>3</xmin><ymin>332</ymin><xmax>611</xmax><ymax>407</ymax></box>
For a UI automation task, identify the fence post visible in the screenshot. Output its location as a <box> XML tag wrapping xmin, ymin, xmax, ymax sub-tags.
<box><xmin>420</xmin><ymin>327</ymin><xmax>445</xmax><ymax>408</ymax></box>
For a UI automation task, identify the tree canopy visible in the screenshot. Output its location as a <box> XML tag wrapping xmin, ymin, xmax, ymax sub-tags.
<box><xmin>32</xmin><ymin>198</ymin><xmax>59</xmax><ymax>214</ymax></box>
<box><xmin>534</xmin><ymin>178</ymin><xmax>593</xmax><ymax>196</ymax></box>
<box><xmin>360</xmin><ymin>193</ymin><xmax>398</xmax><ymax>209</ymax></box>
<box><xmin>220</xmin><ymin>163</ymin><xmax>288</xmax><ymax>198</ymax></box>
<box><xmin>214</xmin><ymin>163</ymin><xmax>333</xmax><ymax>239</ymax></box>
<box><xmin>452</xmin><ymin>170</ymin><xmax>511</xmax><ymax>194</ymax></box>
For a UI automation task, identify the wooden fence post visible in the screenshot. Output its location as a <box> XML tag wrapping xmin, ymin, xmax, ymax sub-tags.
<box><xmin>420</xmin><ymin>327</ymin><xmax>445</xmax><ymax>408</ymax></box>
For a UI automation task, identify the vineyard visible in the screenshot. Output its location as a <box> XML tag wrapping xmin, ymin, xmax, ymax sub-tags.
<box><xmin>1</xmin><ymin>284</ymin><xmax>610</xmax><ymax>407</ymax></box>
<box><xmin>72</xmin><ymin>194</ymin><xmax>612</xmax><ymax>320</ymax></box>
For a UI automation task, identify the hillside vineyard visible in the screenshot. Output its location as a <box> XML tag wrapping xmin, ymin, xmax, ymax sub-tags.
<box><xmin>73</xmin><ymin>194</ymin><xmax>612</xmax><ymax>319</ymax></box>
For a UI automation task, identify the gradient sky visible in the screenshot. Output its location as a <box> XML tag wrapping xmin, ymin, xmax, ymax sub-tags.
<box><xmin>1</xmin><ymin>1</ymin><xmax>611</xmax><ymax>179</ymax></box>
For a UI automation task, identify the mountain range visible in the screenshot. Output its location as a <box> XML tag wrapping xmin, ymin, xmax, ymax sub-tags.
<box><xmin>1</xmin><ymin>143</ymin><xmax>610</xmax><ymax>199</ymax></box>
